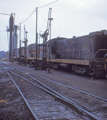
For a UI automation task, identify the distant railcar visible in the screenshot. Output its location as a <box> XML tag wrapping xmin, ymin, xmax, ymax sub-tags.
<box><xmin>14</xmin><ymin>48</ymin><xmax>19</xmax><ymax>61</ymax></box>
<box><xmin>27</xmin><ymin>43</ymin><xmax>47</xmax><ymax>69</ymax></box>
<box><xmin>28</xmin><ymin>44</ymin><xmax>36</xmax><ymax>57</ymax></box>
<box><xmin>14</xmin><ymin>47</ymin><xmax>25</xmax><ymax>63</ymax></box>
<box><xmin>20</xmin><ymin>47</ymin><xmax>25</xmax><ymax>57</ymax></box>
<box><xmin>47</xmin><ymin>30</ymin><xmax>107</xmax><ymax>77</ymax></box>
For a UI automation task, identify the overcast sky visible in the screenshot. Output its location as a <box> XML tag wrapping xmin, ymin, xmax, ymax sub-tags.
<box><xmin>0</xmin><ymin>0</ymin><xmax>107</xmax><ymax>51</ymax></box>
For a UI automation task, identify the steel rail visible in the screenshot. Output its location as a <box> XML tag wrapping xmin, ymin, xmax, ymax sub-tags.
<box><xmin>1</xmin><ymin>66</ymin><xmax>38</xmax><ymax>120</ymax></box>
<box><xmin>30</xmin><ymin>72</ymin><xmax>107</xmax><ymax>102</ymax></box>
<box><xmin>10</xmin><ymin>65</ymin><xmax>107</xmax><ymax>103</ymax></box>
<box><xmin>7</xmin><ymin>68</ymin><xmax>100</xmax><ymax>120</ymax></box>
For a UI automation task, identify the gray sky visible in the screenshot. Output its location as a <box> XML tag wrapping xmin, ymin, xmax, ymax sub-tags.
<box><xmin>0</xmin><ymin>0</ymin><xmax>107</xmax><ymax>51</ymax></box>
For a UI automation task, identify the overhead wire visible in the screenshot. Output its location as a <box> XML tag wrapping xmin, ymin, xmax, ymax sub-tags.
<box><xmin>38</xmin><ymin>11</ymin><xmax>47</xmax><ymax>22</ymax></box>
<box><xmin>19</xmin><ymin>0</ymin><xmax>58</xmax><ymax>24</ymax></box>
<box><xmin>38</xmin><ymin>0</ymin><xmax>58</xmax><ymax>9</ymax></box>
<box><xmin>18</xmin><ymin>0</ymin><xmax>58</xmax><ymax>45</ymax></box>
<box><xmin>19</xmin><ymin>8</ymin><xmax>36</xmax><ymax>24</ymax></box>
<box><xmin>38</xmin><ymin>11</ymin><xmax>47</xmax><ymax>32</ymax></box>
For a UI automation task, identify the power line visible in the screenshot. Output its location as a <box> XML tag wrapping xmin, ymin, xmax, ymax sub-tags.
<box><xmin>38</xmin><ymin>11</ymin><xmax>47</xmax><ymax>21</ymax></box>
<box><xmin>38</xmin><ymin>0</ymin><xmax>58</xmax><ymax>8</ymax></box>
<box><xmin>19</xmin><ymin>9</ymin><xmax>36</xmax><ymax>24</ymax></box>
<box><xmin>19</xmin><ymin>0</ymin><xmax>58</xmax><ymax>24</ymax></box>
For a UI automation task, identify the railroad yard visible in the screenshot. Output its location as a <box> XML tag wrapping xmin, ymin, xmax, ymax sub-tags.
<box><xmin>1</xmin><ymin>0</ymin><xmax>107</xmax><ymax>120</ymax></box>
<box><xmin>0</xmin><ymin>61</ymin><xmax>107</xmax><ymax>120</ymax></box>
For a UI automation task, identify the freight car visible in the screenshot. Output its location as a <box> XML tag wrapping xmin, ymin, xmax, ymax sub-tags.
<box><xmin>47</xmin><ymin>30</ymin><xmax>107</xmax><ymax>77</ymax></box>
<box><xmin>27</xmin><ymin>44</ymin><xmax>36</xmax><ymax>64</ymax></box>
<box><xmin>27</xmin><ymin>43</ymin><xmax>47</xmax><ymax>69</ymax></box>
<box><xmin>14</xmin><ymin>47</ymin><xmax>25</xmax><ymax>62</ymax></box>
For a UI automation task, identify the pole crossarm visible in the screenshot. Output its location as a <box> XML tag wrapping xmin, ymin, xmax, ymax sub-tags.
<box><xmin>0</xmin><ymin>13</ymin><xmax>10</xmax><ymax>15</ymax></box>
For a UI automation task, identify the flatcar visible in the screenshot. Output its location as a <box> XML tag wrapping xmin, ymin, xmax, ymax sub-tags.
<box><xmin>47</xmin><ymin>30</ymin><xmax>107</xmax><ymax>77</ymax></box>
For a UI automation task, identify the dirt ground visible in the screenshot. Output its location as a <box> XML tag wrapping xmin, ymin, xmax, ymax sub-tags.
<box><xmin>12</xmin><ymin>62</ymin><xmax>107</xmax><ymax>99</ymax></box>
<box><xmin>0</xmin><ymin>66</ymin><xmax>34</xmax><ymax>120</ymax></box>
<box><xmin>0</xmin><ymin>61</ymin><xmax>107</xmax><ymax>120</ymax></box>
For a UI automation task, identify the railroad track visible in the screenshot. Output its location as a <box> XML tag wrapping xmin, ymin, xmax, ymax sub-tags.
<box><xmin>12</xmin><ymin>65</ymin><xmax>107</xmax><ymax>102</ymax></box>
<box><xmin>1</xmin><ymin>63</ymin><xmax>105</xmax><ymax>119</ymax></box>
<box><xmin>0</xmin><ymin>63</ymin><xmax>90</xmax><ymax>120</ymax></box>
<box><xmin>7</xmin><ymin>63</ymin><xmax>107</xmax><ymax>102</ymax></box>
<box><xmin>1</xmin><ymin>66</ymin><xmax>38</xmax><ymax>120</ymax></box>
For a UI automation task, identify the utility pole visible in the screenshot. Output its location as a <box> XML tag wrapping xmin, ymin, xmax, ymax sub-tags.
<box><xmin>48</xmin><ymin>8</ymin><xmax>53</xmax><ymax>73</ymax></box>
<box><xmin>19</xmin><ymin>23</ymin><xmax>21</xmax><ymax>64</ymax></box>
<box><xmin>25</xmin><ymin>31</ymin><xmax>28</xmax><ymax>66</ymax></box>
<box><xmin>35</xmin><ymin>7</ymin><xmax>38</xmax><ymax>69</ymax></box>
<box><xmin>9</xmin><ymin>13</ymin><xmax>14</xmax><ymax>62</ymax></box>
<box><xmin>39</xmin><ymin>8</ymin><xmax>53</xmax><ymax>72</ymax></box>
<box><xmin>22</xmin><ymin>25</ymin><xmax>28</xmax><ymax>66</ymax></box>
<box><xmin>12</xmin><ymin>25</ymin><xmax>18</xmax><ymax>60</ymax></box>
<box><xmin>6</xmin><ymin>13</ymin><xmax>14</xmax><ymax>62</ymax></box>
